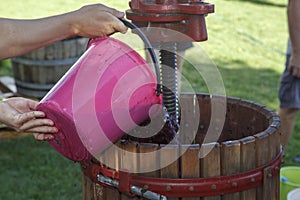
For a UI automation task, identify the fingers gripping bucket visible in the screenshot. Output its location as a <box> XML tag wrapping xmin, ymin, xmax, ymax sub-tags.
<box><xmin>36</xmin><ymin>36</ymin><xmax>162</xmax><ymax>162</ymax></box>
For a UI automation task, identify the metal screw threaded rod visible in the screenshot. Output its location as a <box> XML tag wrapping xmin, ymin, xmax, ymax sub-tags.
<box><xmin>160</xmin><ymin>42</ymin><xmax>179</xmax><ymax>123</ymax></box>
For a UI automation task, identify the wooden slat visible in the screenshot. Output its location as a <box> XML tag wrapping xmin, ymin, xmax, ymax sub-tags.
<box><xmin>63</xmin><ymin>39</ymin><xmax>71</xmax><ymax>58</ymax></box>
<box><xmin>16</xmin><ymin>63</ymin><xmax>23</xmax><ymax>81</ymax></box>
<box><xmin>139</xmin><ymin>143</ymin><xmax>160</xmax><ymax>177</ymax></box>
<box><xmin>100</xmin><ymin>142</ymin><xmax>120</xmax><ymax>200</ymax></box>
<box><xmin>136</xmin><ymin>143</ymin><xmax>160</xmax><ymax>199</ymax></box>
<box><xmin>195</xmin><ymin>94</ymin><xmax>211</xmax><ymax>145</ymax></box>
<box><xmin>82</xmin><ymin>173</ymin><xmax>97</xmax><ymax>200</ymax></box>
<box><xmin>77</xmin><ymin>37</ymin><xmax>88</xmax><ymax>55</ymax></box>
<box><xmin>35</xmin><ymin>46</ymin><xmax>45</xmax><ymax>60</ymax></box>
<box><xmin>221</xmin><ymin>140</ymin><xmax>240</xmax><ymax>200</ymax></box>
<box><xmin>55</xmin><ymin>40</ymin><xmax>64</xmax><ymax>60</ymax></box>
<box><xmin>240</xmin><ymin>136</ymin><xmax>256</xmax><ymax>200</ymax></box>
<box><xmin>94</xmin><ymin>183</ymin><xmax>105</xmax><ymax>200</ymax></box>
<box><xmin>55</xmin><ymin>64</ymin><xmax>70</xmax><ymax>81</ymax></box>
<box><xmin>45</xmin><ymin>43</ymin><xmax>55</xmax><ymax>60</ymax></box>
<box><xmin>181</xmin><ymin>144</ymin><xmax>200</xmax><ymax>200</ymax></box>
<box><xmin>178</xmin><ymin>94</ymin><xmax>198</xmax><ymax>144</ymax></box>
<box><xmin>200</xmin><ymin>142</ymin><xmax>221</xmax><ymax>200</ymax></box>
<box><xmin>224</xmin><ymin>98</ymin><xmax>240</xmax><ymax>142</ymax></box>
<box><xmin>120</xmin><ymin>142</ymin><xmax>139</xmax><ymax>200</ymax></box>
<box><xmin>81</xmin><ymin>172</ymin><xmax>89</xmax><ymax>200</ymax></box>
<box><xmin>96</xmin><ymin>142</ymin><xmax>120</xmax><ymax>200</ymax></box>
<box><xmin>81</xmin><ymin>177</ymin><xmax>105</xmax><ymax>200</ymax></box>
<box><xmin>160</xmin><ymin>144</ymin><xmax>180</xmax><ymax>200</ymax></box>
<box><xmin>254</xmin><ymin>131</ymin><xmax>269</xmax><ymax>200</ymax></box>
<box><xmin>274</xmin><ymin>125</ymin><xmax>281</xmax><ymax>200</ymax></box>
<box><xmin>97</xmin><ymin>142</ymin><xmax>120</xmax><ymax>171</ymax></box>
<box><xmin>69</xmin><ymin>38</ymin><xmax>77</xmax><ymax>58</ymax></box>
<box><xmin>104</xmin><ymin>187</ymin><xmax>119</xmax><ymax>200</ymax></box>
<box><xmin>267</xmin><ymin>126</ymin><xmax>280</xmax><ymax>200</ymax></box>
<box><xmin>120</xmin><ymin>141</ymin><xmax>138</xmax><ymax>173</ymax></box>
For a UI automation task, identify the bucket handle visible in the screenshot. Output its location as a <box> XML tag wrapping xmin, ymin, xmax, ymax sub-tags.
<box><xmin>119</xmin><ymin>18</ymin><xmax>161</xmax><ymax>96</ymax></box>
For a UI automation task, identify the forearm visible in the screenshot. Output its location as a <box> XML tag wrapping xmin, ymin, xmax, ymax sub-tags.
<box><xmin>288</xmin><ymin>0</ymin><xmax>300</xmax><ymax>55</ymax></box>
<box><xmin>0</xmin><ymin>12</ymin><xmax>77</xmax><ymax>59</ymax></box>
<box><xmin>0</xmin><ymin>4</ymin><xmax>127</xmax><ymax>60</ymax></box>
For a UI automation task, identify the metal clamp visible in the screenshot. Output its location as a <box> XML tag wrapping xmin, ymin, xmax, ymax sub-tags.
<box><xmin>97</xmin><ymin>174</ymin><xmax>167</xmax><ymax>200</ymax></box>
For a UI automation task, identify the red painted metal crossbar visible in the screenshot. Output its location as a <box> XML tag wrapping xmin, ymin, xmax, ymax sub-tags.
<box><xmin>82</xmin><ymin>150</ymin><xmax>282</xmax><ymax>198</ymax></box>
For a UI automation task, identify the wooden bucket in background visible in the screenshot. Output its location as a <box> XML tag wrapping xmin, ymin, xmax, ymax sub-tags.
<box><xmin>11</xmin><ymin>37</ymin><xmax>88</xmax><ymax>99</ymax></box>
<box><xmin>81</xmin><ymin>93</ymin><xmax>282</xmax><ymax>200</ymax></box>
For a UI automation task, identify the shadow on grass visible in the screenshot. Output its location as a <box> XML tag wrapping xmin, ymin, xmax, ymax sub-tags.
<box><xmin>218</xmin><ymin>58</ymin><xmax>281</xmax><ymax>105</ymax></box>
<box><xmin>227</xmin><ymin>0</ymin><xmax>286</xmax><ymax>8</ymax></box>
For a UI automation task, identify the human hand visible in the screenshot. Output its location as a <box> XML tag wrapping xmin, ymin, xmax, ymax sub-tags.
<box><xmin>288</xmin><ymin>52</ymin><xmax>300</xmax><ymax>78</ymax></box>
<box><xmin>70</xmin><ymin>4</ymin><xmax>128</xmax><ymax>38</ymax></box>
<box><xmin>0</xmin><ymin>97</ymin><xmax>57</xmax><ymax>141</ymax></box>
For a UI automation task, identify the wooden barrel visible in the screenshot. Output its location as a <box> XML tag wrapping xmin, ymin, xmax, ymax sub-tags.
<box><xmin>11</xmin><ymin>37</ymin><xmax>88</xmax><ymax>98</ymax></box>
<box><xmin>81</xmin><ymin>93</ymin><xmax>282</xmax><ymax>200</ymax></box>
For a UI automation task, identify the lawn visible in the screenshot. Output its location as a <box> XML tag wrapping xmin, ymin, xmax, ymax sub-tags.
<box><xmin>0</xmin><ymin>0</ymin><xmax>299</xmax><ymax>199</ymax></box>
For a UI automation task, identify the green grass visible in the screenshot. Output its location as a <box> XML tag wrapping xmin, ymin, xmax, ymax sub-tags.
<box><xmin>0</xmin><ymin>137</ymin><xmax>82</xmax><ymax>200</ymax></box>
<box><xmin>0</xmin><ymin>0</ymin><xmax>300</xmax><ymax>199</ymax></box>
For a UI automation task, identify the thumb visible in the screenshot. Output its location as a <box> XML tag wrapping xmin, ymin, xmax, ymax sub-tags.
<box><xmin>113</xmin><ymin>18</ymin><xmax>128</xmax><ymax>34</ymax></box>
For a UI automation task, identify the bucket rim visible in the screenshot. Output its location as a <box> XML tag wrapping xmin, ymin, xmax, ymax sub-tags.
<box><xmin>280</xmin><ymin>166</ymin><xmax>300</xmax><ymax>171</ymax></box>
<box><xmin>288</xmin><ymin>188</ymin><xmax>300</xmax><ymax>199</ymax></box>
<box><xmin>280</xmin><ymin>166</ymin><xmax>300</xmax><ymax>187</ymax></box>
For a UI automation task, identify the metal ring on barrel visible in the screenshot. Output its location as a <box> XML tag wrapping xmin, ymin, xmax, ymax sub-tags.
<box><xmin>82</xmin><ymin>149</ymin><xmax>282</xmax><ymax>198</ymax></box>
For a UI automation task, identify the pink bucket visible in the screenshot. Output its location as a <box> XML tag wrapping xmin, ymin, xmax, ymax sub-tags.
<box><xmin>37</xmin><ymin>36</ymin><xmax>162</xmax><ymax>162</ymax></box>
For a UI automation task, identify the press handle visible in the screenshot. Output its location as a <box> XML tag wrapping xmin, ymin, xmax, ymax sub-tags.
<box><xmin>119</xmin><ymin>18</ymin><xmax>161</xmax><ymax>96</ymax></box>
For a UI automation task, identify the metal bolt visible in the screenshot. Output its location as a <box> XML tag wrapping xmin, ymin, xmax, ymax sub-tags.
<box><xmin>251</xmin><ymin>178</ymin><xmax>255</xmax><ymax>183</ymax></box>
<box><xmin>166</xmin><ymin>186</ymin><xmax>171</xmax><ymax>191</ymax></box>
<box><xmin>232</xmin><ymin>182</ymin><xmax>238</xmax><ymax>187</ymax></box>
<box><xmin>211</xmin><ymin>185</ymin><xmax>217</xmax><ymax>190</ymax></box>
<box><xmin>189</xmin><ymin>186</ymin><xmax>194</xmax><ymax>191</ymax></box>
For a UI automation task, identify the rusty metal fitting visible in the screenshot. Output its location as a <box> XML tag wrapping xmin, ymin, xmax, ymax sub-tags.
<box><xmin>126</xmin><ymin>0</ymin><xmax>214</xmax><ymax>42</ymax></box>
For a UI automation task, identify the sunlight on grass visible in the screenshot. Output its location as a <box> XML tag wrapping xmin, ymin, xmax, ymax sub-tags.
<box><xmin>202</xmin><ymin>0</ymin><xmax>287</xmax><ymax>74</ymax></box>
